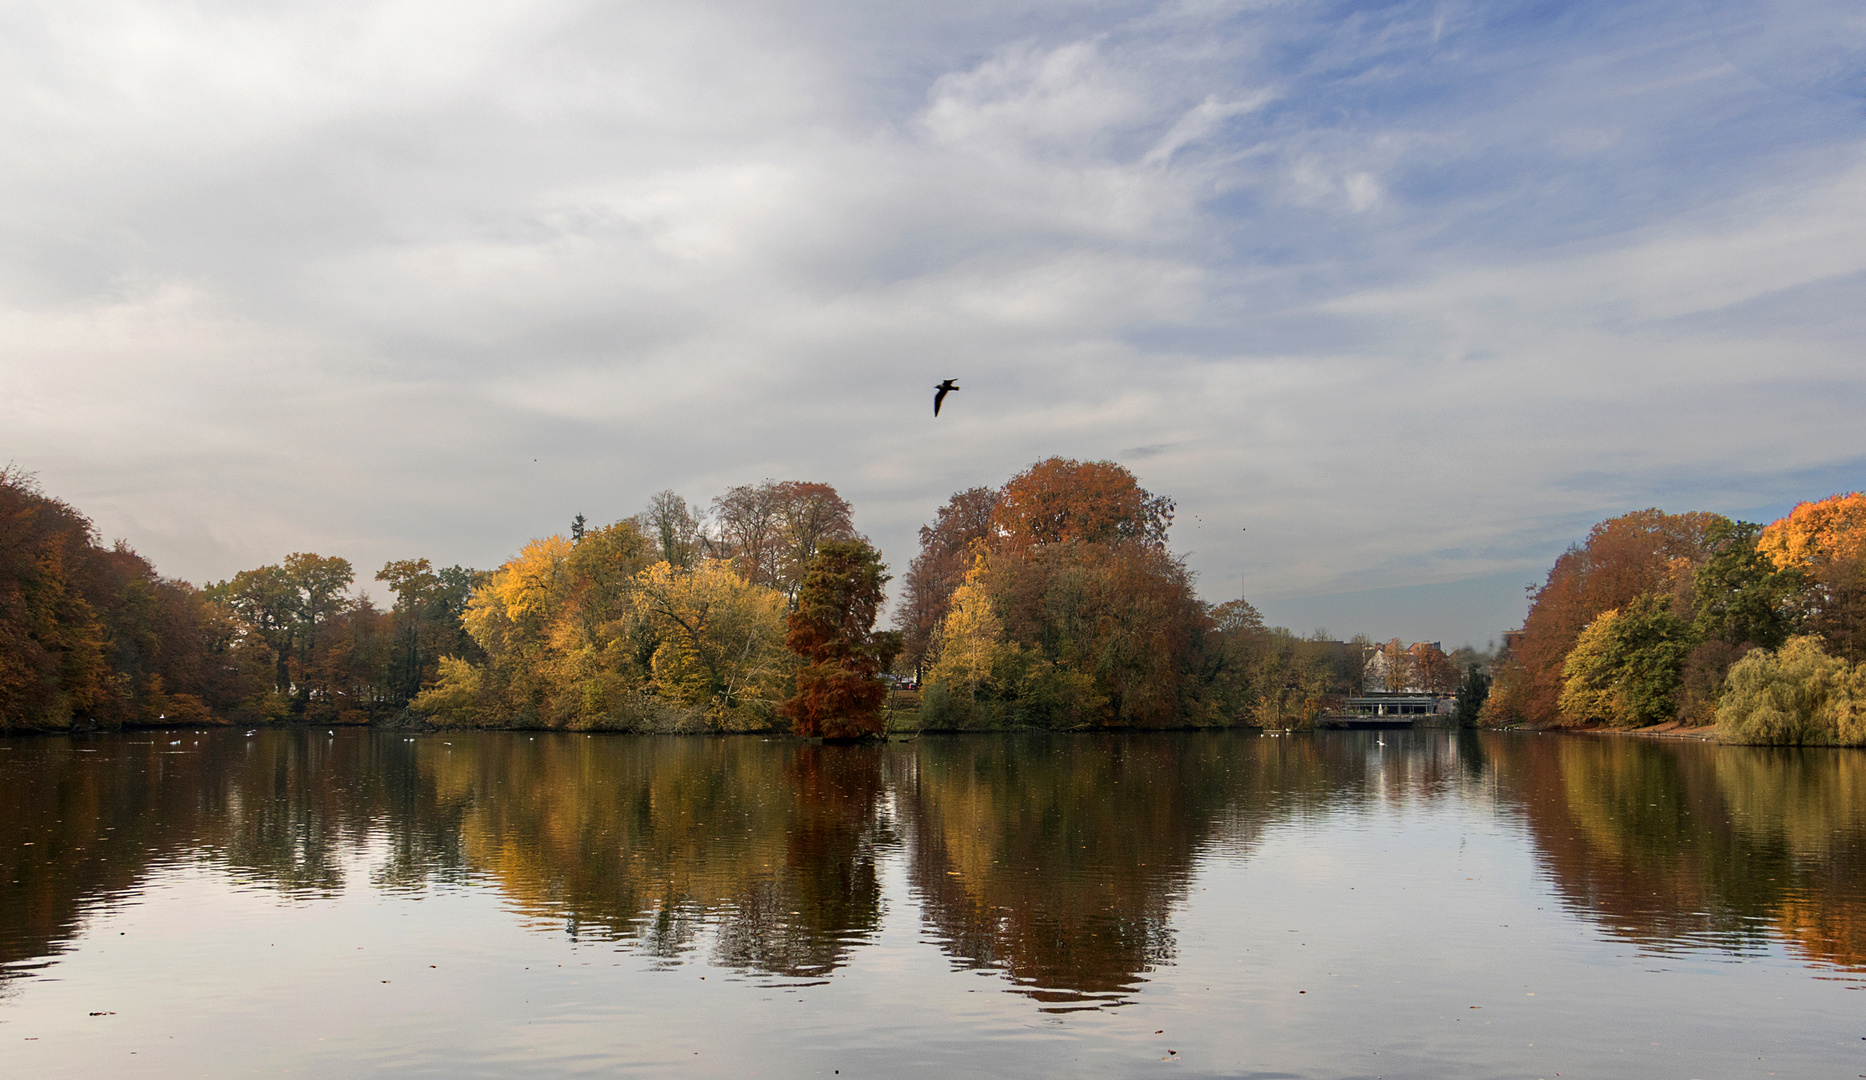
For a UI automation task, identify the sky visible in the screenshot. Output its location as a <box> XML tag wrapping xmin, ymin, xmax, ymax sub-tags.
<box><xmin>3</xmin><ymin>0</ymin><xmax>1863</xmax><ymax>649</ymax></box>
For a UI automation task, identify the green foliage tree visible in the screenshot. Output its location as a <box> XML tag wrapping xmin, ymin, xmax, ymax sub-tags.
<box><xmin>1452</xmin><ymin>663</ymin><xmax>1490</xmax><ymax>727</ymax></box>
<box><xmin>1557</xmin><ymin>594</ymin><xmax>1699</xmax><ymax>727</ymax></box>
<box><xmin>211</xmin><ymin>552</ymin><xmax>370</xmax><ymax>719</ymax></box>
<box><xmin>781</xmin><ymin>540</ymin><xmax>900</xmax><ymax>739</ymax></box>
<box><xmin>1692</xmin><ymin>519</ymin><xmax>1802</xmax><ymax>650</ymax></box>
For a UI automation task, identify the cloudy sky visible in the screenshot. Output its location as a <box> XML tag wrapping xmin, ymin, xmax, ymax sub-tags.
<box><xmin>4</xmin><ymin>0</ymin><xmax>1863</xmax><ymax>648</ymax></box>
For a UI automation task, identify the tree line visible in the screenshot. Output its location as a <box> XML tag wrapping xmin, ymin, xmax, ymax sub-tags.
<box><xmin>5</xmin><ymin>459</ymin><xmax>1394</xmax><ymax>734</ymax></box>
<box><xmin>1483</xmin><ymin>493</ymin><xmax>1866</xmax><ymax>744</ymax></box>
<box><xmin>0</xmin><ymin>470</ymin><xmax>896</xmax><ymax>735</ymax></box>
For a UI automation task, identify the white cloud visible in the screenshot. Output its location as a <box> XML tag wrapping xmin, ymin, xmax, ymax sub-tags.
<box><xmin>0</xmin><ymin>0</ymin><xmax>1861</xmax><ymax>648</ymax></box>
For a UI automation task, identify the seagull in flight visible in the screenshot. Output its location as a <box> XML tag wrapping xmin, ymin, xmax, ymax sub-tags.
<box><xmin>933</xmin><ymin>378</ymin><xmax>960</xmax><ymax>417</ymax></box>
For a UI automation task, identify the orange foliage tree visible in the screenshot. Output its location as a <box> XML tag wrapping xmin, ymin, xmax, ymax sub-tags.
<box><xmin>781</xmin><ymin>540</ymin><xmax>902</xmax><ymax>739</ymax></box>
<box><xmin>1758</xmin><ymin>493</ymin><xmax>1866</xmax><ymax>570</ymax></box>
<box><xmin>1758</xmin><ymin>493</ymin><xmax>1866</xmax><ymax>661</ymax></box>
<box><xmin>916</xmin><ymin>459</ymin><xmax>1223</xmax><ymax>729</ymax></box>
<box><xmin>966</xmin><ymin>541</ymin><xmax>1211</xmax><ymax>728</ymax></box>
<box><xmin>990</xmin><ymin>458</ymin><xmax>1174</xmax><ymax>550</ymax></box>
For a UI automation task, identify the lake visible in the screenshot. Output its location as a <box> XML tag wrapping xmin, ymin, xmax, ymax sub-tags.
<box><xmin>2</xmin><ymin>728</ymin><xmax>1862</xmax><ymax>1078</ymax></box>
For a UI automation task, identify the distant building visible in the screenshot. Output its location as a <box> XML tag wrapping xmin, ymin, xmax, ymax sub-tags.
<box><xmin>1361</xmin><ymin>640</ymin><xmax>1448</xmax><ymax>695</ymax></box>
<box><xmin>1339</xmin><ymin>694</ymin><xmax>1449</xmax><ymax>718</ymax></box>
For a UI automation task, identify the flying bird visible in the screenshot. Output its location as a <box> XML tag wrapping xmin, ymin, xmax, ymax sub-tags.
<box><xmin>933</xmin><ymin>378</ymin><xmax>960</xmax><ymax>417</ymax></box>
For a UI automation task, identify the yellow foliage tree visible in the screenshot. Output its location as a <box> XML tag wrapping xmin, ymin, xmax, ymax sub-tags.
<box><xmin>436</xmin><ymin>525</ymin><xmax>658</xmax><ymax>728</ymax></box>
<box><xmin>631</xmin><ymin>560</ymin><xmax>791</xmax><ymax>728</ymax></box>
<box><xmin>1557</xmin><ymin>609</ymin><xmax>1623</xmax><ymax>724</ymax></box>
<box><xmin>924</xmin><ymin>579</ymin><xmax>1005</xmax><ymax>698</ymax></box>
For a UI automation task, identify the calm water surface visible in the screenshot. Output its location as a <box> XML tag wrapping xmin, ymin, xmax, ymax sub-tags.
<box><xmin>2</xmin><ymin>729</ymin><xmax>1863</xmax><ymax>1078</ymax></box>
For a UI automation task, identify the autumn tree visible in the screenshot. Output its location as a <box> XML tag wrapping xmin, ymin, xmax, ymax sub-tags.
<box><xmin>1199</xmin><ymin>601</ymin><xmax>1345</xmax><ymax>728</ymax></box>
<box><xmin>1757</xmin><ymin>493</ymin><xmax>1866</xmax><ymax>662</ymax></box>
<box><xmin>1410</xmin><ymin>643</ymin><xmax>1460</xmax><ymax>695</ymax></box>
<box><xmin>376</xmin><ymin>559</ymin><xmax>482</xmax><ymax>705</ymax></box>
<box><xmin>212</xmin><ymin>552</ymin><xmax>362</xmax><ymax>717</ymax></box>
<box><xmin>632</xmin><ymin>559</ymin><xmax>791</xmax><ymax>726</ymax></box>
<box><xmin>711</xmin><ymin>482</ymin><xmax>786</xmax><ymax>589</ymax></box>
<box><xmin>1</xmin><ymin>468</ymin><xmax>273</xmax><ymax>730</ymax></box>
<box><xmin>0</xmin><ymin>471</ymin><xmax>114</xmax><ymax>730</ymax></box>
<box><xmin>925</xmin><ymin>541</ymin><xmax>1213</xmax><ymax>729</ymax></box>
<box><xmin>422</xmin><ymin>519</ymin><xmax>796</xmax><ymax>731</ymax></box>
<box><xmin>711</xmin><ymin>480</ymin><xmax>858</xmax><ymax>600</ymax></box>
<box><xmin>780</xmin><ymin>540</ymin><xmax>901</xmax><ymax>739</ymax></box>
<box><xmin>1482</xmin><ymin>509</ymin><xmax>1726</xmax><ymax>727</ymax></box>
<box><xmin>1715</xmin><ymin>635</ymin><xmax>1866</xmax><ymax>746</ymax></box>
<box><xmin>1556</xmin><ymin>594</ymin><xmax>1697</xmax><ymax>727</ymax></box>
<box><xmin>990</xmin><ymin>457</ymin><xmax>1174</xmax><ymax>550</ymax></box>
<box><xmin>443</xmin><ymin>523</ymin><xmax>658</xmax><ymax>728</ymax></box>
<box><xmin>915</xmin><ymin>458</ymin><xmax>1232</xmax><ymax>730</ymax></box>
<box><xmin>895</xmin><ymin>486</ymin><xmax>998</xmax><ymax>676</ymax></box>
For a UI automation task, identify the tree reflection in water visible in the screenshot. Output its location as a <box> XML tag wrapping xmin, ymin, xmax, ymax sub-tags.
<box><xmin>430</xmin><ymin>735</ymin><xmax>889</xmax><ymax>980</ymax></box>
<box><xmin>3</xmin><ymin>729</ymin><xmax>1864</xmax><ymax>1004</ymax></box>
<box><xmin>1494</xmin><ymin>734</ymin><xmax>1866</xmax><ymax>976</ymax></box>
<box><xmin>900</xmin><ymin>735</ymin><xmax>1218</xmax><ymax>1009</ymax></box>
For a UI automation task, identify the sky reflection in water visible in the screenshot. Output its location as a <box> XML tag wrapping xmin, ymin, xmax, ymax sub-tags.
<box><xmin>1</xmin><ymin>729</ymin><xmax>1862</xmax><ymax>1078</ymax></box>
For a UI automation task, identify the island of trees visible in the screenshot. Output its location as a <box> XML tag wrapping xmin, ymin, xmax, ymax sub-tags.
<box><xmin>5</xmin><ymin>460</ymin><xmax>1861</xmax><ymax>743</ymax></box>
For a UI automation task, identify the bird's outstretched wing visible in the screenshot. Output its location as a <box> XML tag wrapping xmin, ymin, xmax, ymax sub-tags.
<box><xmin>934</xmin><ymin>378</ymin><xmax>959</xmax><ymax>417</ymax></box>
